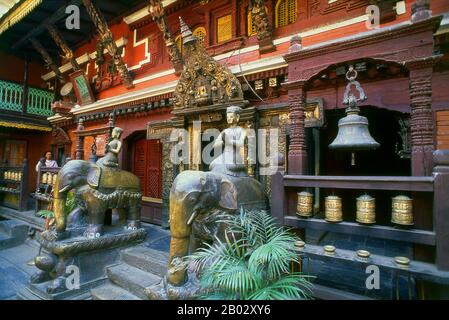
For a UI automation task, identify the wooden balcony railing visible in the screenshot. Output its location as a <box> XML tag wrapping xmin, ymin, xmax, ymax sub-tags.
<box><xmin>0</xmin><ymin>79</ymin><xmax>54</xmax><ymax>117</ymax></box>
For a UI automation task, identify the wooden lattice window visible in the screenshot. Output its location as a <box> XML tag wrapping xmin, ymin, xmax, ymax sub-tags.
<box><xmin>193</xmin><ymin>27</ymin><xmax>206</xmax><ymax>47</ymax></box>
<box><xmin>248</xmin><ymin>6</ymin><xmax>269</xmax><ymax>36</ymax></box>
<box><xmin>175</xmin><ymin>35</ymin><xmax>183</xmax><ymax>57</ymax></box>
<box><xmin>275</xmin><ymin>0</ymin><xmax>297</xmax><ymax>28</ymax></box>
<box><xmin>176</xmin><ymin>26</ymin><xmax>206</xmax><ymax>55</ymax></box>
<box><xmin>217</xmin><ymin>14</ymin><xmax>232</xmax><ymax>43</ymax></box>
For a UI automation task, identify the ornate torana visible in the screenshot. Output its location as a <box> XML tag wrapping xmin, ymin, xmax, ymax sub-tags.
<box><xmin>46</xmin><ymin>24</ymin><xmax>80</xmax><ymax>72</ymax></box>
<box><xmin>148</xmin><ymin>0</ymin><xmax>183</xmax><ymax>74</ymax></box>
<box><xmin>29</xmin><ymin>37</ymin><xmax>64</xmax><ymax>82</ymax></box>
<box><xmin>82</xmin><ymin>0</ymin><xmax>134</xmax><ymax>89</ymax></box>
<box><xmin>173</xmin><ymin>18</ymin><xmax>243</xmax><ymax>110</ymax></box>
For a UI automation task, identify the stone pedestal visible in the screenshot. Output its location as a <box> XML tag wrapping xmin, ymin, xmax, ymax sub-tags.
<box><xmin>17</xmin><ymin>227</ymin><xmax>147</xmax><ymax>300</ymax></box>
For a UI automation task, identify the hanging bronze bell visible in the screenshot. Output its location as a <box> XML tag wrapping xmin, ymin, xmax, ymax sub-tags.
<box><xmin>329</xmin><ymin>66</ymin><xmax>380</xmax><ymax>151</ymax></box>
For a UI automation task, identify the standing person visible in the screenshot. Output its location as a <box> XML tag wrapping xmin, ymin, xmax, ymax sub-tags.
<box><xmin>35</xmin><ymin>151</ymin><xmax>58</xmax><ymax>172</ymax></box>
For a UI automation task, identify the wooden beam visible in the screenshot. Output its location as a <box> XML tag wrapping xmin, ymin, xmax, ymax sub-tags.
<box><xmin>29</xmin><ymin>37</ymin><xmax>64</xmax><ymax>81</ymax></box>
<box><xmin>12</xmin><ymin>0</ymin><xmax>83</xmax><ymax>49</ymax></box>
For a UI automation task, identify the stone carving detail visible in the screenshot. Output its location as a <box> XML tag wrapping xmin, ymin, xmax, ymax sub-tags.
<box><xmin>82</xmin><ymin>0</ymin><xmax>134</xmax><ymax>89</ymax></box>
<box><xmin>46</xmin><ymin>24</ymin><xmax>80</xmax><ymax>71</ymax></box>
<box><xmin>173</xmin><ymin>18</ymin><xmax>243</xmax><ymax>109</ymax></box>
<box><xmin>148</xmin><ymin>0</ymin><xmax>183</xmax><ymax>74</ymax></box>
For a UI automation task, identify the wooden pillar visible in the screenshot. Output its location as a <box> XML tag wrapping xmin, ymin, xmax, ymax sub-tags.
<box><xmin>21</xmin><ymin>57</ymin><xmax>29</xmax><ymax>114</ymax></box>
<box><xmin>76</xmin><ymin>119</ymin><xmax>85</xmax><ymax>160</ymax></box>
<box><xmin>406</xmin><ymin>58</ymin><xmax>436</xmax><ymax>176</ymax></box>
<box><xmin>286</xmin><ymin>81</ymin><xmax>308</xmax><ymax>175</ymax></box>
<box><xmin>433</xmin><ymin>150</ymin><xmax>449</xmax><ymax>270</ymax></box>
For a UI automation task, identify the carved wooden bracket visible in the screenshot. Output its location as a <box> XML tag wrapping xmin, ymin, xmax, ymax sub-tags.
<box><xmin>82</xmin><ymin>0</ymin><xmax>134</xmax><ymax>89</ymax></box>
<box><xmin>29</xmin><ymin>37</ymin><xmax>64</xmax><ymax>82</ymax></box>
<box><xmin>148</xmin><ymin>0</ymin><xmax>183</xmax><ymax>75</ymax></box>
<box><xmin>46</xmin><ymin>23</ymin><xmax>80</xmax><ymax>72</ymax></box>
<box><xmin>249</xmin><ymin>0</ymin><xmax>275</xmax><ymax>54</ymax></box>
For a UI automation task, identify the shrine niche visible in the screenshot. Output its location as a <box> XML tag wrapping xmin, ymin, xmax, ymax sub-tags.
<box><xmin>51</xmin><ymin>127</ymin><xmax>72</xmax><ymax>165</ymax></box>
<box><xmin>172</xmin><ymin>18</ymin><xmax>244</xmax><ymax>111</ymax></box>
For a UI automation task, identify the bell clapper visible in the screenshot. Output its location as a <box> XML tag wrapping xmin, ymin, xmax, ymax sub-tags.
<box><xmin>351</xmin><ymin>152</ymin><xmax>356</xmax><ymax>166</ymax></box>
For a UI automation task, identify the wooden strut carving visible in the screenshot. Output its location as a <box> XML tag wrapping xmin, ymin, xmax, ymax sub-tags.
<box><xmin>29</xmin><ymin>37</ymin><xmax>64</xmax><ymax>82</ymax></box>
<box><xmin>173</xmin><ymin>17</ymin><xmax>243</xmax><ymax>109</ymax></box>
<box><xmin>148</xmin><ymin>0</ymin><xmax>183</xmax><ymax>74</ymax></box>
<box><xmin>407</xmin><ymin>59</ymin><xmax>435</xmax><ymax>176</ymax></box>
<box><xmin>249</xmin><ymin>0</ymin><xmax>274</xmax><ymax>53</ymax></box>
<box><xmin>81</xmin><ymin>0</ymin><xmax>134</xmax><ymax>89</ymax></box>
<box><xmin>46</xmin><ymin>24</ymin><xmax>80</xmax><ymax>72</ymax></box>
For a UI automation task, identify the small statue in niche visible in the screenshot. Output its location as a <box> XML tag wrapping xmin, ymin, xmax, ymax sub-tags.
<box><xmin>96</xmin><ymin>127</ymin><xmax>123</xmax><ymax>168</ymax></box>
<box><xmin>210</xmin><ymin>106</ymin><xmax>248</xmax><ymax>177</ymax></box>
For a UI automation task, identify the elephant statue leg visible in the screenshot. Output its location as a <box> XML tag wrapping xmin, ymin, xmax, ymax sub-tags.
<box><xmin>84</xmin><ymin>208</ymin><xmax>106</xmax><ymax>238</ymax></box>
<box><xmin>125</xmin><ymin>205</ymin><xmax>141</xmax><ymax>230</ymax></box>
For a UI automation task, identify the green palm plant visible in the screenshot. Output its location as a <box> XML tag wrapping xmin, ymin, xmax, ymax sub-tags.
<box><xmin>185</xmin><ymin>208</ymin><xmax>314</xmax><ymax>300</ymax></box>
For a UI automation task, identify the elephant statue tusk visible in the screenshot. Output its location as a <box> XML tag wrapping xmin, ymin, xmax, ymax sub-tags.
<box><xmin>58</xmin><ymin>185</ymin><xmax>72</xmax><ymax>193</ymax></box>
<box><xmin>187</xmin><ymin>210</ymin><xmax>198</xmax><ymax>226</ymax></box>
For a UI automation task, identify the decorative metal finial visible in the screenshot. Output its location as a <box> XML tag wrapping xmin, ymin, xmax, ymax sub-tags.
<box><xmin>179</xmin><ymin>17</ymin><xmax>195</xmax><ymax>45</ymax></box>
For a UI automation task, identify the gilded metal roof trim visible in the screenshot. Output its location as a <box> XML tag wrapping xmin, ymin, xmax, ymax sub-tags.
<box><xmin>0</xmin><ymin>0</ymin><xmax>42</xmax><ymax>36</ymax></box>
<box><xmin>0</xmin><ymin>120</ymin><xmax>52</xmax><ymax>131</ymax></box>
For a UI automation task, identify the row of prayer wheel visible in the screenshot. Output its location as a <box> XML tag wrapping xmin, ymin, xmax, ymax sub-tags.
<box><xmin>296</xmin><ymin>192</ymin><xmax>414</xmax><ymax>226</ymax></box>
<box><xmin>3</xmin><ymin>171</ymin><xmax>22</xmax><ymax>181</ymax></box>
<box><xmin>42</xmin><ymin>172</ymin><xmax>58</xmax><ymax>185</ymax></box>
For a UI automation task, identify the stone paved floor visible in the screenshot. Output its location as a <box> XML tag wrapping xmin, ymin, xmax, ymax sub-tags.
<box><xmin>0</xmin><ymin>222</ymin><xmax>170</xmax><ymax>300</ymax></box>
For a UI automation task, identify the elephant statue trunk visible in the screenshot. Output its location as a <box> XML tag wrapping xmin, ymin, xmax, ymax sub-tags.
<box><xmin>53</xmin><ymin>173</ymin><xmax>69</xmax><ymax>234</ymax></box>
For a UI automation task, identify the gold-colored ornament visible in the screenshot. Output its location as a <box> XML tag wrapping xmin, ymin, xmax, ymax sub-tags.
<box><xmin>296</xmin><ymin>191</ymin><xmax>313</xmax><ymax>217</ymax></box>
<box><xmin>254</xmin><ymin>80</ymin><xmax>264</xmax><ymax>90</ymax></box>
<box><xmin>391</xmin><ymin>195</ymin><xmax>413</xmax><ymax>226</ymax></box>
<box><xmin>14</xmin><ymin>172</ymin><xmax>19</xmax><ymax>181</ymax></box>
<box><xmin>394</xmin><ymin>256</ymin><xmax>410</xmax><ymax>269</ymax></box>
<box><xmin>324</xmin><ymin>245</ymin><xmax>336</xmax><ymax>255</ymax></box>
<box><xmin>325</xmin><ymin>196</ymin><xmax>342</xmax><ymax>222</ymax></box>
<box><xmin>356</xmin><ymin>194</ymin><xmax>376</xmax><ymax>224</ymax></box>
<box><xmin>356</xmin><ymin>250</ymin><xmax>371</xmax><ymax>260</ymax></box>
<box><xmin>52</xmin><ymin>174</ymin><xmax>58</xmax><ymax>185</ymax></box>
<box><xmin>294</xmin><ymin>240</ymin><xmax>305</xmax><ymax>249</ymax></box>
<box><xmin>18</xmin><ymin>173</ymin><xmax>22</xmax><ymax>181</ymax></box>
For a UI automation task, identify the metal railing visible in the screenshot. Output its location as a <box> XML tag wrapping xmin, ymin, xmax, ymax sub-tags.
<box><xmin>0</xmin><ymin>79</ymin><xmax>54</xmax><ymax>117</ymax></box>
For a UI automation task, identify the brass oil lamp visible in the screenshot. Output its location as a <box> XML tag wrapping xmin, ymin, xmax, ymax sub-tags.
<box><xmin>391</xmin><ymin>195</ymin><xmax>413</xmax><ymax>226</ymax></box>
<box><xmin>329</xmin><ymin>66</ymin><xmax>380</xmax><ymax>163</ymax></box>
<box><xmin>356</xmin><ymin>194</ymin><xmax>376</xmax><ymax>224</ymax></box>
<box><xmin>297</xmin><ymin>191</ymin><xmax>313</xmax><ymax>217</ymax></box>
<box><xmin>325</xmin><ymin>195</ymin><xmax>342</xmax><ymax>222</ymax></box>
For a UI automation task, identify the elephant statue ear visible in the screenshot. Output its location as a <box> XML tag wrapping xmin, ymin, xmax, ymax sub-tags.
<box><xmin>87</xmin><ymin>165</ymin><xmax>102</xmax><ymax>189</ymax></box>
<box><xmin>219</xmin><ymin>179</ymin><xmax>238</xmax><ymax>211</ymax></box>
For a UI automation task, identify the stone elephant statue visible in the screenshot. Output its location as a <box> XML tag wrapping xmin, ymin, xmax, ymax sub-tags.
<box><xmin>167</xmin><ymin>170</ymin><xmax>268</xmax><ymax>286</ymax></box>
<box><xmin>53</xmin><ymin>160</ymin><xmax>142</xmax><ymax>238</ymax></box>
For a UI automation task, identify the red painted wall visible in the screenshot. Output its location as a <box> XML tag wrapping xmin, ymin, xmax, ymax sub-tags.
<box><xmin>0</xmin><ymin>51</ymin><xmax>48</xmax><ymax>88</ymax></box>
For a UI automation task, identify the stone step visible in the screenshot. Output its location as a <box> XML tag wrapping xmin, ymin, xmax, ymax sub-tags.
<box><xmin>106</xmin><ymin>263</ymin><xmax>161</xmax><ymax>300</ymax></box>
<box><xmin>0</xmin><ymin>219</ymin><xmax>28</xmax><ymax>238</ymax></box>
<box><xmin>0</xmin><ymin>232</ymin><xmax>14</xmax><ymax>250</ymax></box>
<box><xmin>91</xmin><ymin>282</ymin><xmax>141</xmax><ymax>300</ymax></box>
<box><xmin>120</xmin><ymin>246</ymin><xmax>168</xmax><ymax>277</ymax></box>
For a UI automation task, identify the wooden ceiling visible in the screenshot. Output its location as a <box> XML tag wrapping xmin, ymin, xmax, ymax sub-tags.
<box><xmin>0</xmin><ymin>0</ymin><xmax>147</xmax><ymax>61</ymax></box>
